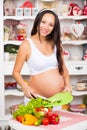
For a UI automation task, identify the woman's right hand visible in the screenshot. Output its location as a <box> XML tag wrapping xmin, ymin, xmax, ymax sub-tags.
<box><xmin>21</xmin><ymin>83</ymin><xmax>36</xmax><ymax>98</ymax></box>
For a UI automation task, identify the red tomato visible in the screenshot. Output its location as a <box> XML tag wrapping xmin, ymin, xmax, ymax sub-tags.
<box><xmin>16</xmin><ymin>115</ymin><xmax>24</xmax><ymax>123</ymax></box>
<box><xmin>42</xmin><ymin>117</ymin><xmax>49</xmax><ymax>125</ymax></box>
<box><xmin>35</xmin><ymin>107</ymin><xmax>41</xmax><ymax>112</ymax></box>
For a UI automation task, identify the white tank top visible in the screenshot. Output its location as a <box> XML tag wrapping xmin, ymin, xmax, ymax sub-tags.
<box><xmin>26</xmin><ymin>38</ymin><xmax>58</xmax><ymax>75</ymax></box>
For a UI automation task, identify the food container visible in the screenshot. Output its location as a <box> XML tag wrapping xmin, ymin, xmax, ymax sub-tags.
<box><xmin>70</xmin><ymin>104</ymin><xmax>86</xmax><ymax>113</ymax></box>
<box><xmin>24</xmin><ymin>8</ymin><xmax>31</xmax><ymax>16</ymax></box>
<box><xmin>16</xmin><ymin>8</ymin><xmax>23</xmax><ymax>16</ymax></box>
<box><xmin>9</xmin><ymin>103</ymin><xmax>24</xmax><ymax>114</ymax></box>
<box><xmin>76</xmin><ymin>82</ymin><xmax>86</xmax><ymax>91</ymax></box>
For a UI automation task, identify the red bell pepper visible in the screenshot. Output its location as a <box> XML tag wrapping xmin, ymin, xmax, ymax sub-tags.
<box><xmin>48</xmin><ymin>112</ymin><xmax>60</xmax><ymax>125</ymax></box>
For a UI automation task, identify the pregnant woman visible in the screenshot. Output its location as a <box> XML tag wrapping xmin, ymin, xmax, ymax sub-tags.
<box><xmin>13</xmin><ymin>9</ymin><xmax>72</xmax><ymax>104</ymax></box>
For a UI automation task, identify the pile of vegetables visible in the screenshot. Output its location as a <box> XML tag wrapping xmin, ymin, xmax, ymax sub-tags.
<box><xmin>13</xmin><ymin>97</ymin><xmax>60</xmax><ymax>126</ymax></box>
<box><xmin>13</xmin><ymin>92</ymin><xmax>73</xmax><ymax>126</ymax></box>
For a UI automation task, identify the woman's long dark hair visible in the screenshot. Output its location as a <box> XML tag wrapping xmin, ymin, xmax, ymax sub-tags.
<box><xmin>31</xmin><ymin>9</ymin><xmax>63</xmax><ymax>75</ymax></box>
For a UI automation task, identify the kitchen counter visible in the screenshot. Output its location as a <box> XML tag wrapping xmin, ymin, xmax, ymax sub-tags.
<box><xmin>8</xmin><ymin>110</ymin><xmax>87</xmax><ymax>130</ymax></box>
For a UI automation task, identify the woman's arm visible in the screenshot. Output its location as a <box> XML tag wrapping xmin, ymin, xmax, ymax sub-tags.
<box><xmin>62</xmin><ymin>62</ymin><xmax>72</xmax><ymax>93</ymax></box>
<box><xmin>12</xmin><ymin>40</ymin><xmax>35</xmax><ymax>98</ymax></box>
<box><xmin>61</xmin><ymin>49</ymin><xmax>72</xmax><ymax>93</ymax></box>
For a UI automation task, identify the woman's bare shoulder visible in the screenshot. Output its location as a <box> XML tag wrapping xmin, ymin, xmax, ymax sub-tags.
<box><xmin>18</xmin><ymin>40</ymin><xmax>31</xmax><ymax>55</ymax></box>
<box><xmin>19</xmin><ymin>39</ymin><xmax>31</xmax><ymax>50</ymax></box>
<box><xmin>20</xmin><ymin>39</ymin><xmax>30</xmax><ymax>46</ymax></box>
<box><xmin>17</xmin><ymin>39</ymin><xmax>31</xmax><ymax>61</ymax></box>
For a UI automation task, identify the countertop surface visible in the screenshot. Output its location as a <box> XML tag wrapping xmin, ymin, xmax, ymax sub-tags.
<box><xmin>8</xmin><ymin>110</ymin><xmax>87</xmax><ymax>130</ymax></box>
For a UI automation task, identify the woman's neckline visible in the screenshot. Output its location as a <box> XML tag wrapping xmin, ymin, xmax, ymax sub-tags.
<box><xmin>30</xmin><ymin>37</ymin><xmax>55</xmax><ymax>57</ymax></box>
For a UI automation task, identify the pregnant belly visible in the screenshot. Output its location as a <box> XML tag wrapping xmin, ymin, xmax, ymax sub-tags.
<box><xmin>29</xmin><ymin>69</ymin><xmax>65</xmax><ymax>98</ymax></box>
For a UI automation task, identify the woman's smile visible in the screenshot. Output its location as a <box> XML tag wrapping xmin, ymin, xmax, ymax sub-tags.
<box><xmin>40</xmin><ymin>28</ymin><xmax>49</xmax><ymax>35</ymax></box>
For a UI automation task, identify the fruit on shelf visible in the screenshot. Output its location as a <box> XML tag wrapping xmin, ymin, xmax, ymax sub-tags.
<box><xmin>5</xmin><ymin>82</ymin><xmax>17</xmax><ymax>89</ymax></box>
<box><xmin>16</xmin><ymin>35</ymin><xmax>25</xmax><ymax>41</ymax></box>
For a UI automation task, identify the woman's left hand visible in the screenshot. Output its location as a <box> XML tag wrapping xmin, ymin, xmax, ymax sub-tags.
<box><xmin>63</xmin><ymin>86</ymin><xmax>72</xmax><ymax>93</ymax></box>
